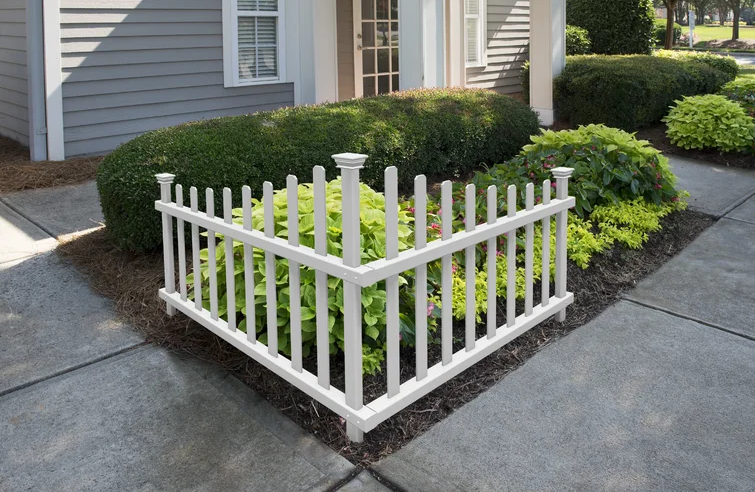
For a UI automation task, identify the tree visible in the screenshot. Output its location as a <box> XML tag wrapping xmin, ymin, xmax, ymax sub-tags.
<box><xmin>675</xmin><ymin>0</ymin><xmax>689</xmax><ymax>24</ymax></box>
<box><xmin>692</xmin><ymin>0</ymin><xmax>713</xmax><ymax>20</ymax></box>
<box><xmin>663</xmin><ymin>0</ymin><xmax>679</xmax><ymax>48</ymax></box>
<box><xmin>715</xmin><ymin>0</ymin><xmax>729</xmax><ymax>25</ymax></box>
<box><xmin>728</xmin><ymin>0</ymin><xmax>755</xmax><ymax>39</ymax></box>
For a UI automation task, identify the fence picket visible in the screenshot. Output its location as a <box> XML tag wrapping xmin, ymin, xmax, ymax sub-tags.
<box><xmin>224</xmin><ymin>188</ymin><xmax>236</xmax><ymax>331</ymax></box>
<box><xmin>287</xmin><ymin>176</ymin><xmax>303</xmax><ymax>372</ymax></box>
<box><xmin>525</xmin><ymin>184</ymin><xmax>534</xmax><ymax>316</ymax></box>
<box><xmin>541</xmin><ymin>180</ymin><xmax>551</xmax><ymax>307</ymax></box>
<box><xmin>465</xmin><ymin>184</ymin><xmax>476</xmax><ymax>352</ymax></box>
<box><xmin>414</xmin><ymin>175</ymin><xmax>428</xmax><ymax>381</ymax></box>
<box><xmin>486</xmin><ymin>185</ymin><xmax>497</xmax><ymax>339</ymax></box>
<box><xmin>385</xmin><ymin>167</ymin><xmax>400</xmax><ymax>398</ymax></box>
<box><xmin>506</xmin><ymin>185</ymin><xmax>516</xmax><ymax>327</ymax></box>
<box><xmin>441</xmin><ymin>180</ymin><xmax>453</xmax><ymax>365</ymax></box>
<box><xmin>206</xmin><ymin>188</ymin><xmax>219</xmax><ymax>321</ymax></box>
<box><xmin>313</xmin><ymin>166</ymin><xmax>329</xmax><ymax>389</ymax></box>
<box><xmin>263</xmin><ymin>181</ymin><xmax>278</xmax><ymax>356</ymax></box>
<box><xmin>242</xmin><ymin>185</ymin><xmax>255</xmax><ymax>343</ymax></box>
<box><xmin>190</xmin><ymin>187</ymin><xmax>202</xmax><ymax>311</ymax></box>
<box><xmin>176</xmin><ymin>185</ymin><xmax>188</xmax><ymax>301</ymax></box>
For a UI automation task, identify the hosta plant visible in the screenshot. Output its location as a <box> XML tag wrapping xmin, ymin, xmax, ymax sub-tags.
<box><xmin>663</xmin><ymin>95</ymin><xmax>755</xmax><ymax>152</ymax></box>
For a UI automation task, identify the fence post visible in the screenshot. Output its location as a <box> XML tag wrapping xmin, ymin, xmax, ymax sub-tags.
<box><xmin>551</xmin><ymin>167</ymin><xmax>574</xmax><ymax>322</ymax></box>
<box><xmin>156</xmin><ymin>173</ymin><xmax>176</xmax><ymax>316</ymax></box>
<box><xmin>332</xmin><ymin>153</ymin><xmax>368</xmax><ymax>443</ymax></box>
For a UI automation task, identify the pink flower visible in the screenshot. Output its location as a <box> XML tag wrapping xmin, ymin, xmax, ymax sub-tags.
<box><xmin>427</xmin><ymin>302</ymin><xmax>436</xmax><ymax>317</ymax></box>
<box><xmin>496</xmin><ymin>250</ymin><xmax>504</xmax><ymax>257</ymax></box>
<box><xmin>671</xmin><ymin>196</ymin><xmax>680</xmax><ymax>202</ymax></box>
<box><xmin>399</xmin><ymin>333</ymin><xmax>403</xmax><ymax>341</ymax></box>
<box><xmin>655</xmin><ymin>184</ymin><xmax>662</xmax><ymax>189</ymax></box>
<box><xmin>452</xmin><ymin>262</ymin><xmax>459</xmax><ymax>273</ymax></box>
<box><xmin>551</xmin><ymin>182</ymin><xmax>557</xmax><ymax>188</ymax></box>
<box><xmin>408</xmin><ymin>207</ymin><xmax>415</xmax><ymax>213</ymax></box>
<box><xmin>536</xmin><ymin>196</ymin><xmax>542</xmax><ymax>204</ymax></box>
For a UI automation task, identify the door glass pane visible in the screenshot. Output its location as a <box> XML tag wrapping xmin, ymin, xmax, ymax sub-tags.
<box><xmin>391</xmin><ymin>48</ymin><xmax>399</xmax><ymax>72</ymax></box>
<box><xmin>376</xmin><ymin>0</ymin><xmax>389</xmax><ymax>19</ymax></box>
<box><xmin>392</xmin><ymin>74</ymin><xmax>399</xmax><ymax>92</ymax></box>
<box><xmin>391</xmin><ymin>0</ymin><xmax>398</xmax><ymax>19</ymax></box>
<box><xmin>378</xmin><ymin>74</ymin><xmax>390</xmax><ymax>94</ymax></box>
<box><xmin>377</xmin><ymin>48</ymin><xmax>390</xmax><ymax>73</ymax></box>
<box><xmin>362</xmin><ymin>22</ymin><xmax>375</xmax><ymax>47</ymax></box>
<box><xmin>376</xmin><ymin>22</ymin><xmax>389</xmax><ymax>46</ymax></box>
<box><xmin>364</xmin><ymin>76</ymin><xmax>376</xmax><ymax>96</ymax></box>
<box><xmin>362</xmin><ymin>0</ymin><xmax>374</xmax><ymax>20</ymax></box>
<box><xmin>363</xmin><ymin>50</ymin><xmax>376</xmax><ymax>75</ymax></box>
<box><xmin>391</xmin><ymin>22</ymin><xmax>399</xmax><ymax>46</ymax></box>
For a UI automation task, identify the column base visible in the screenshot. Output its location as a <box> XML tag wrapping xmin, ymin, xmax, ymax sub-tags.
<box><xmin>532</xmin><ymin>107</ymin><xmax>556</xmax><ymax>127</ymax></box>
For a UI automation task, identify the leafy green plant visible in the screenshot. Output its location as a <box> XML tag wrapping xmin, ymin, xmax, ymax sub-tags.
<box><xmin>663</xmin><ymin>95</ymin><xmax>755</xmax><ymax>152</ymax></box>
<box><xmin>721</xmin><ymin>79</ymin><xmax>755</xmax><ymax>118</ymax></box>
<box><xmin>653</xmin><ymin>19</ymin><xmax>682</xmax><ymax>46</ymax></box>
<box><xmin>565</xmin><ymin>0</ymin><xmax>655</xmax><ymax>55</ymax></box>
<box><xmin>98</xmin><ymin>88</ymin><xmax>539</xmax><ymax>252</ymax></box>
<box><xmin>654</xmin><ymin>50</ymin><xmax>740</xmax><ymax>81</ymax></box>
<box><xmin>554</xmin><ymin>55</ymin><xmax>732</xmax><ymax>131</ymax></box>
<box><xmin>566</xmin><ymin>25</ymin><xmax>592</xmax><ymax>55</ymax></box>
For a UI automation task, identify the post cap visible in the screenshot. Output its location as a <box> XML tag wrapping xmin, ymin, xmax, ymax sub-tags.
<box><xmin>551</xmin><ymin>167</ymin><xmax>574</xmax><ymax>178</ymax></box>
<box><xmin>332</xmin><ymin>153</ymin><xmax>368</xmax><ymax>170</ymax></box>
<box><xmin>156</xmin><ymin>173</ymin><xmax>176</xmax><ymax>184</ymax></box>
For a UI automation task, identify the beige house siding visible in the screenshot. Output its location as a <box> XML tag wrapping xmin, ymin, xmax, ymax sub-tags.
<box><xmin>336</xmin><ymin>0</ymin><xmax>355</xmax><ymax>101</ymax></box>
<box><xmin>465</xmin><ymin>0</ymin><xmax>529</xmax><ymax>94</ymax></box>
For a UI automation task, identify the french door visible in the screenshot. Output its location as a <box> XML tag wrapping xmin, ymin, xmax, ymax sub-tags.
<box><xmin>354</xmin><ymin>0</ymin><xmax>399</xmax><ymax>98</ymax></box>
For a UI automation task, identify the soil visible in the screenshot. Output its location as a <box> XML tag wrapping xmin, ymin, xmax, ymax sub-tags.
<box><xmin>636</xmin><ymin>124</ymin><xmax>755</xmax><ymax>169</ymax></box>
<box><xmin>0</xmin><ymin>136</ymin><xmax>102</xmax><ymax>193</ymax></box>
<box><xmin>57</xmin><ymin>209</ymin><xmax>713</xmax><ymax>467</ymax></box>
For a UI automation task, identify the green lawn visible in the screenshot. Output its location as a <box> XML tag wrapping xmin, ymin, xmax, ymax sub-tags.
<box><xmin>690</xmin><ymin>24</ymin><xmax>755</xmax><ymax>43</ymax></box>
<box><xmin>739</xmin><ymin>64</ymin><xmax>755</xmax><ymax>81</ymax></box>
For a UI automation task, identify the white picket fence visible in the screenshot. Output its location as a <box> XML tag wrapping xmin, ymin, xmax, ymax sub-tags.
<box><xmin>155</xmin><ymin>153</ymin><xmax>575</xmax><ymax>442</ymax></box>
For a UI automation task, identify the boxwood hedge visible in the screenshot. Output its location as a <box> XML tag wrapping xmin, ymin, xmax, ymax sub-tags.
<box><xmin>554</xmin><ymin>55</ymin><xmax>733</xmax><ymax>131</ymax></box>
<box><xmin>98</xmin><ymin>88</ymin><xmax>540</xmax><ymax>251</ymax></box>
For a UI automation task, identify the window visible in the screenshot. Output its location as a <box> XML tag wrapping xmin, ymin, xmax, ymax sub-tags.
<box><xmin>464</xmin><ymin>0</ymin><xmax>486</xmax><ymax>67</ymax></box>
<box><xmin>223</xmin><ymin>0</ymin><xmax>285</xmax><ymax>87</ymax></box>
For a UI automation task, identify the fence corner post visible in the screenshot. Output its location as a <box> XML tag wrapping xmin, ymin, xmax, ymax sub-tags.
<box><xmin>551</xmin><ymin>167</ymin><xmax>574</xmax><ymax>323</ymax></box>
<box><xmin>156</xmin><ymin>173</ymin><xmax>176</xmax><ymax>316</ymax></box>
<box><xmin>332</xmin><ymin>153</ymin><xmax>368</xmax><ymax>443</ymax></box>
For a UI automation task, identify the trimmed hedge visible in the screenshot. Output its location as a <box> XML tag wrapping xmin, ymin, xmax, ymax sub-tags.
<box><xmin>654</xmin><ymin>19</ymin><xmax>682</xmax><ymax>46</ymax></box>
<box><xmin>655</xmin><ymin>50</ymin><xmax>740</xmax><ymax>81</ymax></box>
<box><xmin>554</xmin><ymin>55</ymin><xmax>733</xmax><ymax>131</ymax></box>
<box><xmin>566</xmin><ymin>25</ymin><xmax>591</xmax><ymax>55</ymax></box>
<box><xmin>98</xmin><ymin>88</ymin><xmax>540</xmax><ymax>251</ymax></box>
<box><xmin>566</xmin><ymin>0</ymin><xmax>655</xmax><ymax>55</ymax></box>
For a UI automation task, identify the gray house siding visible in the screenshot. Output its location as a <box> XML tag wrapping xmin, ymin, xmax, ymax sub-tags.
<box><xmin>60</xmin><ymin>0</ymin><xmax>294</xmax><ymax>157</ymax></box>
<box><xmin>0</xmin><ymin>0</ymin><xmax>29</xmax><ymax>145</ymax></box>
<box><xmin>465</xmin><ymin>0</ymin><xmax>529</xmax><ymax>93</ymax></box>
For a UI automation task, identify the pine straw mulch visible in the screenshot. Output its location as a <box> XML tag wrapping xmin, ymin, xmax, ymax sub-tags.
<box><xmin>57</xmin><ymin>210</ymin><xmax>713</xmax><ymax>467</ymax></box>
<box><xmin>0</xmin><ymin>136</ymin><xmax>102</xmax><ymax>194</ymax></box>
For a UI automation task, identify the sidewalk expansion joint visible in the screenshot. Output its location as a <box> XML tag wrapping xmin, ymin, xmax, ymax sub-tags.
<box><xmin>325</xmin><ymin>467</ymin><xmax>363</xmax><ymax>492</ymax></box>
<box><xmin>364</xmin><ymin>470</ymin><xmax>409</xmax><ymax>492</ymax></box>
<box><xmin>621</xmin><ymin>298</ymin><xmax>755</xmax><ymax>343</ymax></box>
<box><xmin>0</xmin><ymin>196</ymin><xmax>58</xmax><ymax>239</ymax></box>
<box><xmin>0</xmin><ymin>341</ymin><xmax>149</xmax><ymax>398</ymax></box>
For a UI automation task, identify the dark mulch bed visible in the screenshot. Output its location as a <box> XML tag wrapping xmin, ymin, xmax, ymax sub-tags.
<box><xmin>636</xmin><ymin>124</ymin><xmax>755</xmax><ymax>170</ymax></box>
<box><xmin>0</xmin><ymin>136</ymin><xmax>102</xmax><ymax>193</ymax></box>
<box><xmin>58</xmin><ymin>210</ymin><xmax>713</xmax><ymax>467</ymax></box>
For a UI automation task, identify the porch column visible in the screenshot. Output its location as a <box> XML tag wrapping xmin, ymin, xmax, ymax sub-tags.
<box><xmin>400</xmin><ymin>0</ymin><xmax>446</xmax><ymax>90</ymax></box>
<box><xmin>422</xmin><ymin>0</ymin><xmax>446</xmax><ymax>88</ymax></box>
<box><xmin>529</xmin><ymin>0</ymin><xmax>566</xmax><ymax>126</ymax></box>
<box><xmin>299</xmin><ymin>0</ymin><xmax>338</xmax><ymax>104</ymax></box>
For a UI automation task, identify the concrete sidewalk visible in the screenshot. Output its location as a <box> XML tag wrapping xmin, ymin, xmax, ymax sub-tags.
<box><xmin>0</xmin><ymin>182</ymin><xmax>388</xmax><ymax>492</ymax></box>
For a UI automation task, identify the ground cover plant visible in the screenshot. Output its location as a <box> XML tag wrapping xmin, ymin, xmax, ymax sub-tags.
<box><xmin>98</xmin><ymin>88</ymin><xmax>539</xmax><ymax>252</ymax></box>
<box><xmin>663</xmin><ymin>94</ymin><xmax>755</xmax><ymax>152</ymax></box>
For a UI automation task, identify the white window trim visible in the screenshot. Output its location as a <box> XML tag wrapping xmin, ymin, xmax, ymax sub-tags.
<box><xmin>222</xmin><ymin>0</ymin><xmax>287</xmax><ymax>88</ymax></box>
<box><xmin>464</xmin><ymin>0</ymin><xmax>487</xmax><ymax>69</ymax></box>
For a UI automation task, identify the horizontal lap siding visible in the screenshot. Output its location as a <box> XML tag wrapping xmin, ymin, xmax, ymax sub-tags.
<box><xmin>60</xmin><ymin>0</ymin><xmax>294</xmax><ymax>156</ymax></box>
<box><xmin>465</xmin><ymin>0</ymin><xmax>529</xmax><ymax>94</ymax></box>
<box><xmin>0</xmin><ymin>0</ymin><xmax>29</xmax><ymax>145</ymax></box>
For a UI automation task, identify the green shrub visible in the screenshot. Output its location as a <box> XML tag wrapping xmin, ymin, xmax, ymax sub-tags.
<box><xmin>663</xmin><ymin>94</ymin><xmax>755</xmax><ymax>152</ymax></box>
<box><xmin>566</xmin><ymin>25</ymin><xmax>591</xmax><ymax>55</ymax></box>
<box><xmin>654</xmin><ymin>19</ymin><xmax>682</xmax><ymax>46</ymax></box>
<box><xmin>720</xmin><ymin>79</ymin><xmax>755</xmax><ymax>117</ymax></box>
<box><xmin>475</xmin><ymin>125</ymin><xmax>681</xmax><ymax>217</ymax></box>
<box><xmin>655</xmin><ymin>50</ymin><xmax>740</xmax><ymax>81</ymax></box>
<box><xmin>554</xmin><ymin>55</ymin><xmax>732</xmax><ymax>131</ymax></box>
<box><xmin>98</xmin><ymin>88</ymin><xmax>540</xmax><ymax>252</ymax></box>
<box><xmin>566</xmin><ymin>0</ymin><xmax>655</xmax><ymax>55</ymax></box>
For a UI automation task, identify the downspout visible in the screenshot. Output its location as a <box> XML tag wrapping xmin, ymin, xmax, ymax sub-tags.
<box><xmin>26</xmin><ymin>0</ymin><xmax>47</xmax><ymax>161</ymax></box>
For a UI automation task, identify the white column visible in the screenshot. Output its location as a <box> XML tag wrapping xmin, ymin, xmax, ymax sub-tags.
<box><xmin>529</xmin><ymin>0</ymin><xmax>566</xmax><ymax>126</ymax></box>
<box><xmin>299</xmin><ymin>0</ymin><xmax>338</xmax><ymax>104</ymax></box>
<box><xmin>447</xmin><ymin>0</ymin><xmax>465</xmax><ymax>87</ymax></box>
<box><xmin>399</xmin><ymin>1</ymin><xmax>423</xmax><ymax>90</ymax></box>
<box><xmin>422</xmin><ymin>0</ymin><xmax>446</xmax><ymax>88</ymax></box>
<box><xmin>43</xmin><ymin>0</ymin><xmax>64</xmax><ymax>160</ymax></box>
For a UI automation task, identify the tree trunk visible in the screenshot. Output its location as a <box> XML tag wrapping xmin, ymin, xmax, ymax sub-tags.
<box><xmin>719</xmin><ymin>8</ymin><xmax>726</xmax><ymax>24</ymax></box>
<box><xmin>733</xmin><ymin>7</ymin><xmax>741</xmax><ymax>39</ymax></box>
<box><xmin>665</xmin><ymin>0</ymin><xmax>679</xmax><ymax>49</ymax></box>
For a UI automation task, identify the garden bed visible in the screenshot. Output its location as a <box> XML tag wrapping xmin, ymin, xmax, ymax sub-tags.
<box><xmin>57</xmin><ymin>208</ymin><xmax>713</xmax><ymax>466</ymax></box>
<box><xmin>637</xmin><ymin>124</ymin><xmax>755</xmax><ymax>169</ymax></box>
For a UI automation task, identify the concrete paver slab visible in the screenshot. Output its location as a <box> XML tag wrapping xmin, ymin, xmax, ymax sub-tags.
<box><xmin>1</xmin><ymin>180</ymin><xmax>103</xmax><ymax>237</ymax></box>
<box><xmin>337</xmin><ymin>472</ymin><xmax>392</xmax><ymax>492</ymax></box>
<box><xmin>0</xmin><ymin>347</ymin><xmax>355</xmax><ymax>492</ymax></box>
<box><xmin>668</xmin><ymin>156</ymin><xmax>755</xmax><ymax>217</ymax></box>
<box><xmin>0</xmin><ymin>202</ymin><xmax>56</xmax><ymax>264</ymax></box>
<box><xmin>625</xmin><ymin>218</ymin><xmax>755</xmax><ymax>338</ymax></box>
<box><xmin>374</xmin><ymin>301</ymin><xmax>755</xmax><ymax>492</ymax></box>
<box><xmin>0</xmin><ymin>253</ymin><xmax>143</xmax><ymax>395</ymax></box>
<box><xmin>726</xmin><ymin>195</ymin><xmax>755</xmax><ymax>225</ymax></box>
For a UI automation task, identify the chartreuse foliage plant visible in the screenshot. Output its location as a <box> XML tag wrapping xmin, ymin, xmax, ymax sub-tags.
<box><xmin>663</xmin><ymin>95</ymin><xmax>755</xmax><ymax>152</ymax></box>
<box><xmin>721</xmin><ymin>79</ymin><xmax>755</xmax><ymax>118</ymax></box>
